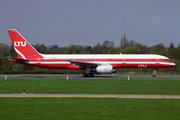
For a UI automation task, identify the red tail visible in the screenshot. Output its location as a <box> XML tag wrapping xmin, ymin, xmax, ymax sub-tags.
<box><xmin>7</xmin><ymin>29</ymin><xmax>42</xmax><ymax>59</ymax></box>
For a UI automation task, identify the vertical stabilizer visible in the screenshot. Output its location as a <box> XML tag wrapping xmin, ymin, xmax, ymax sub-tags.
<box><xmin>7</xmin><ymin>29</ymin><xmax>42</xmax><ymax>59</ymax></box>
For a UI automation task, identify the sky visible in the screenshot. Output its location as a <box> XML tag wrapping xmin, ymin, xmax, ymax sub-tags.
<box><xmin>0</xmin><ymin>0</ymin><xmax>180</xmax><ymax>47</ymax></box>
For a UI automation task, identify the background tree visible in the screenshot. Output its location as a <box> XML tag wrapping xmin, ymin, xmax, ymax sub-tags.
<box><xmin>119</xmin><ymin>46</ymin><xmax>140</xmax><ymax>54</ymax></box>
<box><xmin>59</xmin><ymin>46</ymin><xmax>68</xmax><ymax>54</ymax></box>
<box><xmin>67</xmin><ymin>45</ymin><xmax>76</xmax><ymax>54</ymax></box>
<box><xmin>169</xmin><ymin>42</ymin><xmax>174</xmax><ymax>48</ymax></box>
<box><xmin>0</xmin><ymin>43</ymin><xmax>10</xmax><ymax>56</ymax></box>
<box><xmin>33</xmin><ymin>44</ymin><xmax>48</xmax><ymax>54</ymax></box>
<box><xmin>101</xmin><ymin>41</ymin><xmax>114</xmax><ymax>54</ymax></box>
<box><xmin>0</xmin><ymin>57</ymin><xmax>2</xmax><ymax>72</ymax></box>
<box><xmin>76</xmin><ymin>45</ymin><xmax>84</xmax><ymax>54</ymax></box>
<box><xmin>107</xmin><ymin>47</ymin><xmax>119</xmax><ymax>54</ymax></box>
<box><xmin>167</xmin><ymin>47</ymin><xmax>180</xmax><ymax>61</ymax></box>
<box><xmin>178</xmin><ymin>42</ymin><xmax>180</xmax><ymax>48</ymax></box>
<box><xmin>0</xmin><ymin>55</ymin><xmax>9</xmax><ymax>70</ymax></box>
<box><xmin>138</xmin><ymin>44</ymin><xmax>149</xmax><ymax>54</ymax></box>
<box><xmin>9</xmin><ymin>44</ymin><xmax>16</xmax><ymax>57</ymax></box>
<box><xmin>49</xmin><ymin>45</ymin><xmax>59</xmax><ymax>54</ymax></box>
<box><xmin>92</xmin><ymin>43</ymin><xmax>101</xmax><ymax>54</ymax></box>
<box><xmin>120</xmin><ymin>33</ymin><xmax>126</xmax><ymax>48</ymax></box>
<box><xmin>84</xmin><ymin>46</ymin><xmax>92</xmax><ymax>54</ymax></box>
<box><xmin>150</xmin><ymin>43</ymin><xmax>166</xmax><ymax>55</ymax></box>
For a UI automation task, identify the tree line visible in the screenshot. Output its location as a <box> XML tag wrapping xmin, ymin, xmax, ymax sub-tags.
<box><xmin>0</xmin><ymin>36</ymin><xmax>180</xmax><ymax>74</ymax></box>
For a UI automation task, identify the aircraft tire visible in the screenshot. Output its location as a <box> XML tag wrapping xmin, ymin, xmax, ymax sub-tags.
<box><xmin>90</xmin><ymin>73</ymin><xmax>94</xmax><ymax>77</ymax></box>
<box><xmin>83</xmin><ymin>73</ymin><xmax>94</xmax><ymax>77</ymax></box>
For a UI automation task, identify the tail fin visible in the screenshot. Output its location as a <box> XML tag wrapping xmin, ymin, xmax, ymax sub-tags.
<box><xmin>7</xmin><ymin>29</ymin><xmax>42</xmax><ymax>59</ymax></box>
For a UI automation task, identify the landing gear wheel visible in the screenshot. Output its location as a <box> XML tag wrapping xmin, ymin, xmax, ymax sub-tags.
<box><xmin>87</xmin><ymin>74</ymin><xmax>91</xmax><ymax>77</ymax></box>
<box><xmin>152</xmin><ymin>69</ymin><xmax>157</xmax><ymax>78</ymax></box>
<box><xmin>90</xmin><ymin>73</ymin><xmax>94</xmax><ymax>77</ymax></box>
<box><xmin>83</xmin><ymin>73</ymin><xmax>94</xmax><ymax>77</ymax></box>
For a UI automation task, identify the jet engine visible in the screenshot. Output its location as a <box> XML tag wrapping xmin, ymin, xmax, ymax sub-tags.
<box><xmin>93</xmin><ymin>64</ymin><xmax>116</xmax><ymax>74</ymax></box>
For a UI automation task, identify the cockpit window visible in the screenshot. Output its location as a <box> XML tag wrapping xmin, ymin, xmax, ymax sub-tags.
<box><xmin>164</xmin><ymin>59</ymin><xmax>170</xmax><ymax>61</ymax></box>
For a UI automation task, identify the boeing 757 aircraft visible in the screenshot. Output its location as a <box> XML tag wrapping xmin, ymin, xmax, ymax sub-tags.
<box><xmin>7</xmin><ymin>29</ymin><xmax>175</xmax><ymax>77</ymax></box>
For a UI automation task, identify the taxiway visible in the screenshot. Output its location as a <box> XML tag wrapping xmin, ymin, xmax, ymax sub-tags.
<box><xmin>0</xmin><ymin>93</ymin><xmax>180</xmax><ymax>99</ymax></box>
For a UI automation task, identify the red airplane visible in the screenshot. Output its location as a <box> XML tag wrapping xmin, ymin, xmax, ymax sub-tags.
<box><xmin>7</xmin><ymin>29</ymin><xmax>175</xmax><ymax>77</ymax></box>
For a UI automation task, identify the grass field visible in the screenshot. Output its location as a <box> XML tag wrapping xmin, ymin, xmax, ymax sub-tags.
<box><xmin>0</xmin><ymin>77</ymin><xmax>180</xmax><ymax>94</ymax></box>
<box><xmin>0</xmin><ymin>98</ymin><xmax>180</xmax><ymax>120</ymax></box>
<box><xmin>0</xmin><ymin>77</ymin><xmax>180</xmax><ymax>120</ymax></box>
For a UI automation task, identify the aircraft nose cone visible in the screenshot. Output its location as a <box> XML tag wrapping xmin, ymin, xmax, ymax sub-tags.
<box><xmin>171</xmin><ymin>62</ymin><xmax>175</xmax><ymax>67</ymax></box>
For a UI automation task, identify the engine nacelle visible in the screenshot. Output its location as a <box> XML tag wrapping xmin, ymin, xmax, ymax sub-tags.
<box><xmin>93</xmin><ymin>64</ymin><xmax>116</xmax><ymax>74</ymax></box>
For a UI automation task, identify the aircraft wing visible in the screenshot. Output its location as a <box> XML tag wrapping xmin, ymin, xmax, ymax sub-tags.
<box><xmin>6</xmin><ymin>57</ymin><xmax>30</xmax><ymax>62</ymax></box>
<box><xmin>68</xmin><ymin>60</ymin><xmax>100</xmax><ymax>68</ymax></box>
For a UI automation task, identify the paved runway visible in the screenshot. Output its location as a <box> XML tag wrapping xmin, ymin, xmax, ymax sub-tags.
<box><xmin>0</xmin><ymin>93</ymin><xmax>180</xmax><ymax>99</ymax></box>
<box><xmin>1</xmin><ymin>74</ymin><xmax>180</xmax><ymax>78</ymax></box>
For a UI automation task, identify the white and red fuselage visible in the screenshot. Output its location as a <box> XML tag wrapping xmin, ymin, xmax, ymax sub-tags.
<box><xmin>7</xmin><ymin>29</ymin><xmax>175</xmax><ymax>77</ymax></box>
<box><xmin>14</xmin><ymin>54</ymin><xmax>174</xmax><ymax>70</ymax></box>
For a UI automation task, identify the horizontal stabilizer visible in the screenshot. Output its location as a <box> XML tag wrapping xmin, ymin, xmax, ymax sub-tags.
<box><xmin>6</xmin><ymin>57</ymin><xmax>30</xmax><ymax>62</ymax></box>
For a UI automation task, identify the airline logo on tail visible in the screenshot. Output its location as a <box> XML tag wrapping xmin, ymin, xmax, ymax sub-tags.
<box><xmin>7</xmin><ymin>29</ymin><xmax>43</xmax><ymax>59</ymax></box>
<box><xmin>14</xmin><ymin>41</ymin><xmax>26</xmax><ymax>47</ymax></box>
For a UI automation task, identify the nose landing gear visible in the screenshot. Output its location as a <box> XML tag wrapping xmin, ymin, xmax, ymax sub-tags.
<box><xmin>152</xmin><ymin>69</ymin><xmax>157</xmax><ymax>78</ymax></box>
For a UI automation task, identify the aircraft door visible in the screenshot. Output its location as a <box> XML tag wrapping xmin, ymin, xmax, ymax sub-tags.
<box><xmin>156</xmin><ymin>58</ymin><xmax>160</xmax><ymax>64</ymax></box>
<box><xmin>37</xmin><ymin>57</ymin><xmax>40</xmax><ymax>64</ymax></box>
<box><xmin>122</xmin><ymin>57</ymin><xmax>126</xmax><ymax>64</ymax></box>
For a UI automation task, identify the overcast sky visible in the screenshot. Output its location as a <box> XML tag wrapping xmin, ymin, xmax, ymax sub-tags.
<box><xmin>1</xmin><ymin>0</ymin><xmax>180</xmax><ymax>47</ymax></box>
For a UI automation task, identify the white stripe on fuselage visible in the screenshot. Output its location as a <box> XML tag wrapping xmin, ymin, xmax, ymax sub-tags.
<box><xmin>28</xmin><ymin>62</ymin><xmax>172</xmax><ymax>65</ymax></box>
<box><xmin>41</xmin><ymin>54</ymin><xmax>168</xmax><ymax>59</ymax></box>
<box><xmin>27</xmin><ymin>54</ymin><xmax>172</xmax><ymax>66</ymax></box>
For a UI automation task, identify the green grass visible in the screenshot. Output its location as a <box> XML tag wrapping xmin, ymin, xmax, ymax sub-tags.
<box><xmin>1</xmin><ymin>77</ymin><xmax>180</xmax><ymax>120</ymax></box>
<box><xmin>0</xmin><ymin>98</ymin><xmax>180</xmax><ymax>120</ymax></box>
<box><xmin>0</xmin><ymin>77</ymin><xmax>180</xmax><ymax>94</ymax></box>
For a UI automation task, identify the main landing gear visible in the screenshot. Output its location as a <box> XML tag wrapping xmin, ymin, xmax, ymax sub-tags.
<box><xmin>83</xmin><ymin>73</ymin><xmax>94</xmax><ymax>77</ymax></box>
<box><xmin>152</xmin><ymin>69</ymin><xmax>157</xmax><ymax>78</ymax></box>
<box><xmin>83</xmin><ymin>67</ymin><xmax>94</xmax><ymax>77</ymax></box>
